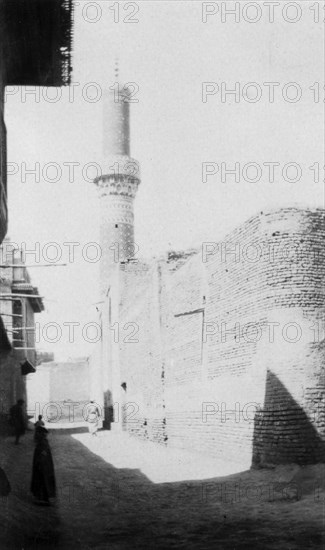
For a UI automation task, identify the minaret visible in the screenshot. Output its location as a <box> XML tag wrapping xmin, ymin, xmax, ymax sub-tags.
<box><xmin>94</xmin><ymin>61</ymin><xmax>141</xmax><ymax>295</ymax></box>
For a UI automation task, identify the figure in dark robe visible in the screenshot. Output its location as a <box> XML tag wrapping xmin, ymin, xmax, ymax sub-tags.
<box><xmin>31</xmin><ymin>427</ymin><xmax>56</xmax><ymax>505</ymax></box>
<box><xmin>0</xmin><ymin>467</ymin><xmax>10</xmax><ymax>496</ymax></box>
<box><xmin>9</xmin><ymin>399</ymin><xmax>26</xmax><ymax>444</ymax></box>
<box><xmin>34</xmin><ymin>415</ymin><xmax>45</xmax><ymax>440</ymax></box>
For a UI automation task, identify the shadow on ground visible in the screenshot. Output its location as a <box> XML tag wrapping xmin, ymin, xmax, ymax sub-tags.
<box><xmin>0</xmin><ymin>427</ymin><xmax>324</xmax><ymax>550</ymax></box>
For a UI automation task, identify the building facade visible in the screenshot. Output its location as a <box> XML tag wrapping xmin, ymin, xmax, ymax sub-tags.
<box><xmin>0</xmin><ymin>0</ymin><xmax>74</xmax><ymax>243</ymax></box>
<box><xmin>0</xmin><ymin>0</ymin><xmax>74</xmax><ymax>427</ymax></box>
<box><xmin>89</xmin><ymin>79</ymin><xmax>325</xmax><ymax>467</ymax></box>
<box><xmin>0</xmin><ymin>240</ymin><xmax>44</xmax><ymax>427</ymax></box>
<box><xmin>26</xmin><ymin>358</ymin><xmax>91</xmax><ymax>425</ymax></box>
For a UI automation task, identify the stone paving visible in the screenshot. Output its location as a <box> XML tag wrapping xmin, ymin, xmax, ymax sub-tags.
<box><xmin>0</xmin><ymin>427</ymin><xmax>324</xmax><ymax>549</ymax></box>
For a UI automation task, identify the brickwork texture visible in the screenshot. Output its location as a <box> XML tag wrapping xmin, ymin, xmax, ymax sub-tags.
<box><xmin>99</xmin><ymin>208</ymin><xmax>325</xmax><ymax>466</ymax></box>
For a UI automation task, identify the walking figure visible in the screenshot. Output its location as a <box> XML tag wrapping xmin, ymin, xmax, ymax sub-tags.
<box><xmin>86</xmin><ymin>401</ymin><xmax>100</xmax><ymax>436</ymax></box>
<box><xmin>31</xmin><ymin>427</ymin><xmax>56</xmax><ymax>505</ymax></box>
<box><xmin>9</xmin><ymin>399</ymin><xmax>26</xmax><ymax>445</ymax></box>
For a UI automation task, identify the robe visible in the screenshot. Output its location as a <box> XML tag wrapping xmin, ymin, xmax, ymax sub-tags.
<box><xmin>31</xmin><ymin>439</ymin><xmax>56</xmax><ymax>501</ymax></box>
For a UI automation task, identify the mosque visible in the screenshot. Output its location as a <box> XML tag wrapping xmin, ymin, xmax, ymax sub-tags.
<box><xmin>90</xmin><ymin>70</ymin><xmax>325</xmax><ymax>467</ymax></box>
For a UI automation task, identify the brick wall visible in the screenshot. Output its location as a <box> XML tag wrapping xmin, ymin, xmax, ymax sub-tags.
<box><xmin>203</xmin><ymin>208</ymin><xmax>325</xmax><ymax>464</ymax></box>
<box><xmin>117</xmin><ymin>261</ymin><xmax>166</xmax><ymax>443</ymax></box>
<box><xmin>105</xmin><ymin>208</ymin><xmax>325</xmax><ymax>466</ymax></box>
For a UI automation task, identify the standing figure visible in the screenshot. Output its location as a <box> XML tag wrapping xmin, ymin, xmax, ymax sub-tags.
<box><xmin>0</xmin><ymin>467</ymin><xmax>11</xmax><ymax>496</ymax></box>
<box><xmin>31</xmin><ymin>427</ymin><xmax>56</xmax><ymax>505</ymax></box>
<box><xmin>9</xmin><ymin>399</ymin><xmax>26</xmax><ymax>444</ymax></box>
<box><xmin>86</xmin><ymin>400</ymin><xmax>100</xmax><ymax>436</ymax></box>
<box><xmin>34</xmin><ymin>415</ymin><xmax>45</xmax><ymax>440</ymax></box>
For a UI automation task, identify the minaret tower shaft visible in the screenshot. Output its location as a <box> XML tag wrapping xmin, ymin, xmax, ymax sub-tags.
<box><xmin>94</xmin><ymin>63</ymin><xmax>140</xmax><ymax>295</ymax></box>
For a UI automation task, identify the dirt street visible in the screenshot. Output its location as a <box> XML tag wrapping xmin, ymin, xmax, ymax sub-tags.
<box><xmin>0</xmin><ymin>428</ymin><xmax>324</xmax><ymax>549</ymax></box>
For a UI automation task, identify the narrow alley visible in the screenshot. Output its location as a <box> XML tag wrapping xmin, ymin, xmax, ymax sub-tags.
<box><xmin>0</xmin><ymin>428</ymin><xmax>323</xmax><ymax>549</ymax></box>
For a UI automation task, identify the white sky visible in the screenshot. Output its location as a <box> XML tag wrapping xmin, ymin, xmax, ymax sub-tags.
<box><xmin>5</xmin><ymin>1</ymin><xmax>324</xmax><ymax>359</ymax></box>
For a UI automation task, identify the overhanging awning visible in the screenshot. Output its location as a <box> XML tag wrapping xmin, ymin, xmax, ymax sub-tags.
<box><xmin>21</xmin><ymin>360</ymin><xmax>36</xmax><ymax>375</ymax></box>
<box><xmin>1</xmin><ymin>0</ymin><xmax>74</xmax><ymax>86</ymax></box>
<box><xmin>0</xmin><ymin>315</ymin><xmax>11</xmax><ymax>350</ymax></box>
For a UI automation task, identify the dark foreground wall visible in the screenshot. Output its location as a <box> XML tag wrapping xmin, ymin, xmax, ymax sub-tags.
<box><xmin>0</xmin><ymin>350</ymin><xmax>28</xmax><ymax>434</ymax></box>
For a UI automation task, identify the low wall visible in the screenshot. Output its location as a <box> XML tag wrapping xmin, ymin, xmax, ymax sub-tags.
<box><xmin>27</xmin><ymin>360</ymin><xmax>91</xmax><ymax>424</ymax></box>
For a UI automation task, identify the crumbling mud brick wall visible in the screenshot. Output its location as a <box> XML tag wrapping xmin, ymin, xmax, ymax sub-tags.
<box><xmin>117</xmin><ymin>208</ymin><xmax>325</xmax><ymax>466</ymax></box>
<box><xmin>118</xmin><ymin>261</ymin><xmax>167</xmax><ymax>443</ymax></box>
<box><xmin>201</xmin><ymin>208</ymin><xmax>325</xmax><ymax>465</ymax></box>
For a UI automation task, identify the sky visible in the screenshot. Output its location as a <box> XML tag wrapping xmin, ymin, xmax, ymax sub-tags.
<box><xmin>5</xmin><ymin>1</ymin><xmax>324</xmax><ymax>359</ymax></box>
